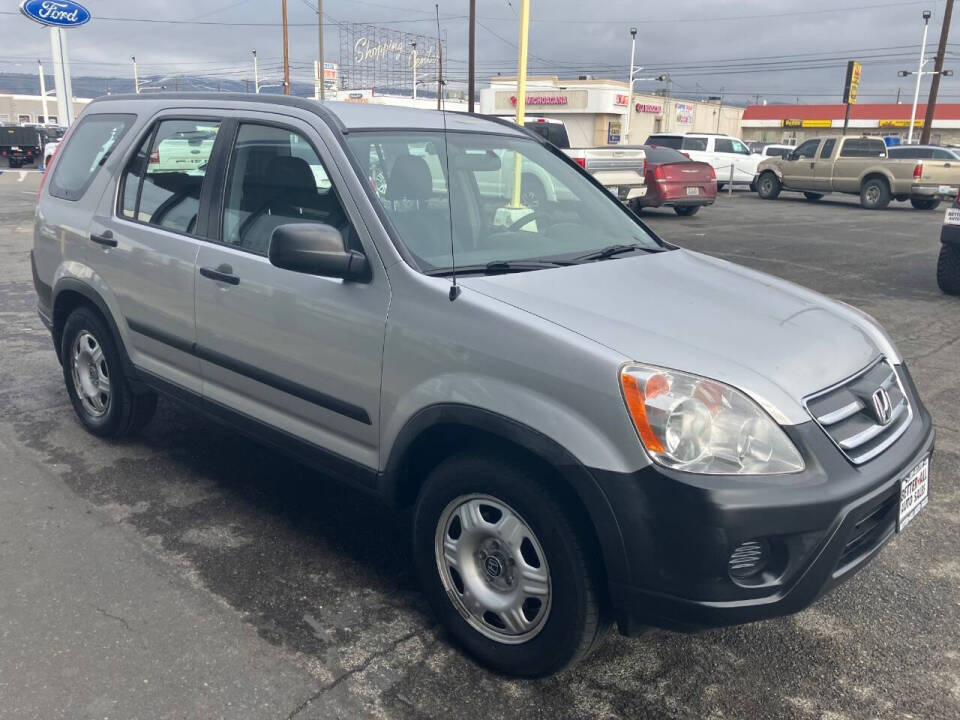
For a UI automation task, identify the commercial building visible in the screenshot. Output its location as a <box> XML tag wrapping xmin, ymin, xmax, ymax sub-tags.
<box><xmin>742</xmin><ymin>103</ymin><xmax>960</xmax><ymax>145</ymax></box>
<box><xmin>479</xmin><ymin>76</ymin><xmax>744</xmax><ymax>147</ymax></box>
<box><xmin>0</xmin><ymin>93</ymin><xmax>90</xmax><ymax>125</ymax></box>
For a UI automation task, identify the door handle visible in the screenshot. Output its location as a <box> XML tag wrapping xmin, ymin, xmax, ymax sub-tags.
<box><xmin>90</xmin><ymin>230</ymin><xmax>117</xmax><ymax>247</ymax></box>
<box><xmin>945</xmin><ymin>162</ymin><xmax>952</xmax><ymax>168</ymax></box>
<box><xmin>200</xmin><ymin>265</ymin><xmax>240</xmax><ymax>285</ymax></box>
<box><xmin>810</xmin><ymin>162</ymin><xmax>815</xmax><ymax>169</ymax></box>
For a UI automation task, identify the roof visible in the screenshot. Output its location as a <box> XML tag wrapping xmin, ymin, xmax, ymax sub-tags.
<box><xmin>87</xmin><ymin>92</ymin><xmax>524</xmax><ymax>135</ymax></box>
<box><xmin>743</xmin><ymin>103</ymin><xmax>960</xmax><ymax>121</ymax></box>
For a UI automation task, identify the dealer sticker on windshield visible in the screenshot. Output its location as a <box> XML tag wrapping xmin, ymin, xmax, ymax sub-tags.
<box><xmin>898</xmin><ymin>456</ymin><xmax>929</xmax><ymax>532</ymax></box>
<box><xmin>943</xmin><ymin>207</ymin><xmax>960</xmax><ymax>226</ymax></box>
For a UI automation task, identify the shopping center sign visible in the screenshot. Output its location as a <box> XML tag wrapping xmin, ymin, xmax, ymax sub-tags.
<box><xmin>636</xmin><ymin>102</ymin><xmax>663</xmax><ymax>114</ymax></box>
<box><xmin>782</xmin><ymin>119</ymin><xmax>833</xmax><ymax>128</ymax></box>
<box><xmin>19</xmin><ymin>0</ymin><xmax>90</xmax><ymax>27</ymax></box>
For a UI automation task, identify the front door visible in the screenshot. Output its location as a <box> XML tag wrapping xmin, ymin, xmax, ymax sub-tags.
<box><xmin>194</xmin><ymin>118</ymin><xmax>389</xmax><ymax>475</ymax></box>
<box><xmin>780</xmin><ymin>138</ymin><xmax>821</xmax><ymax>188</ymax></box>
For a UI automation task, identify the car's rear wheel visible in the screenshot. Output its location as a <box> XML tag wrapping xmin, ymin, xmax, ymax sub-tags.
<box><xmin>803</xmin><ymin>192</ymin><xmax>824</xmax><ymax>201</ymax></box>
<box><xmin>61</xmin><ymin>307</ymin><xmax>157</xmax><ymax>437</ymax></box>
<box><xmin>911</xmin><ymin>197</ymin><xmax>941</xmax><ymax>210</ymax></box>
<box><xmin>937</xmin><ymin>243</ymin><xmax>960</xmax><ymax>295</ymax></box>
<box><xmin>860</xmin><ymin>178</ymin><xmax>891</xmax><ymax>209</ymax></box>
<box><xmin>756</xmin><ymin>171</ymin><xmax>781</xmax><ymax>199</ymax></box>
<box><xmin>413</xmin><ymin>452</ymin><xmax>607</xmax><ymax>677</ymax></box>
<box><xmin>674</xmin><ymin>205</ymin><xmax>700</xmax><ymax>216</ymax></box>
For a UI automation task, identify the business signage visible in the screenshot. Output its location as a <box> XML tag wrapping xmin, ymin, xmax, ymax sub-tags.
<box><xmin>614</xmin><ymin>94</ymin><xmax>629</xmax><ymax>106</ymax></box>
<box><xmin>675</xmin><ymin>103</ymin><xmax>694</xmax><ymax>125</ymax></box>
<box><xmin>18</xmin><ymin>0</ymin><xmax>90</xmax><ymax>27</ymax></box>
<box><xmin>879</xmin><ymin>119</ymin><xmax>923</xmax><ymax>128</ymax></box>
<box><xmin>510</xmin><ymin>95</ymin><xmax>569</xmax><ymax>106</ymax></box>
<box><xmin>607</xmin><ymin>120</ymin><xmax>622</xmax><ymax>144</ymax></box>
<box><xmin>636</xmin><ymin>102</ymin><xmax>663</xmax><ymax>114</ymax></box>
<box><xmin>782</xmin><ymin>119</ymin><xmax>832</xmax><ymax>128</ymax></box>
<box><xmin>338</xmin><ymin>23</ymin><xmax>444</xmax><ymax>91</ymax></box>
<box><xmin>843</xmin><ymin>60</ymin><xmax>862</xmax><ymax>105</ymax></box>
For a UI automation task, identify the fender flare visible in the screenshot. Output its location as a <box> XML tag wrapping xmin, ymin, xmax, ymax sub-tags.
<box><xmin>380</xmin><ymin>403</ymin><xmax>631</xmax><ymax>586</ymax></box>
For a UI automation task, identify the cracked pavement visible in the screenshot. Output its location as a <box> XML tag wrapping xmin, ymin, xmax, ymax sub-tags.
<box><xmin>0</xmin><ymin>172</ymin><xmax>958</xmax><ymax>719</ymax></box>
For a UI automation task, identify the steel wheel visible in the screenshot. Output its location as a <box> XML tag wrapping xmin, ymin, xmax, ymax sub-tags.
<box><xmin>435</xmin><ymin>494</ymin><xmax>552</xmax><ymax>644</ymax></box>
<box><xmin>865</xmin><ymin>185</ymin><xmax>880</xmax><ymax>205</ymax></box>
<box><xmin>71</xmin><ymin>331</ymin><xmax>111</xmax><ymax>417</ymax></box>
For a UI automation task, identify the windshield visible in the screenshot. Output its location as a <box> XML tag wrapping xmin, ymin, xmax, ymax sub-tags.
<box><xmin>346</xmin><ymin>130</ymin><xmax>660</xmax><ymax>272</ymax></box>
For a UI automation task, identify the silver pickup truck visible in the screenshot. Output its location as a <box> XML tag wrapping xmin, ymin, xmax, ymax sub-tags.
<box><xmin>755</xmin><ymin>135</ymin><xmax>960</xmax><ymax>209</ymax></box>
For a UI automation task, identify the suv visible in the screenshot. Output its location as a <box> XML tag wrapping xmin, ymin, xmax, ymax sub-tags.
<box><xmin>32</xmin><ymin>94</ymin><xmax>934</xmax><ymax>678</ymax></box>
<box><xmin>645</xmin><ymin>132</ymin><xmax>763</xmax><ymax>189</ymax></box>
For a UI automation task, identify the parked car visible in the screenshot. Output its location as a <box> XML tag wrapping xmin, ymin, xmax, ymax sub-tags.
<box><xmin>32</xmin><ymin>94</ymin><xmax>934</xmax><ymax>678</ymax></box>
<box><xmin>759</xmin><ymin>143</ymin><xmax>795</xmax><ymax>159</ymax></box>
<box><xmin>0</xmin><ymin>124</ymin><xmax>45</xmax><ymax>168</ymax></box>
<box><xmin>756</xmin><ymin>135</ymin><xmax>960</xmax><ymax>209</ymax></box>
<box><xmin>938</xmin><ymin>190</ymin><xmax>960</xmax><ymax>294</ymax></box>
<box><xmin>625</xmin><ymin>144</ymin><xmax>716</xmax><ymax>216</ymax></box>
<box><xmin>518</xmin><ymin>116</ymin><xmax>646</xmax><ymax>202</ymax></box>
<box><xmin>645</xmin><ymin>132</ymin><xmax>763</xmax><ymax>189</ymax></box>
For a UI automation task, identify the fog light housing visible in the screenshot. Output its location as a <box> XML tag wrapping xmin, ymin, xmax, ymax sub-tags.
<box><xmin>728</xmin><ymin>539</ymin><xmax>770</xmax><ymax>580</ymax></box>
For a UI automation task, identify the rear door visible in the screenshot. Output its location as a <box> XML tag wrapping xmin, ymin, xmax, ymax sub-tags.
<box><xmin>194</xmin><ymin>115</ymin><xmax>390</xmax><ymax>475</ymax></box>
<box><xmin>809</xmin><ymin>138</ymin><xmax>838</xmax><ymax>191</ymax></box>
<box><xmin>91</xmin><ymin>114</ymin><xmax>224</xmax><ymax>393</ymax></box>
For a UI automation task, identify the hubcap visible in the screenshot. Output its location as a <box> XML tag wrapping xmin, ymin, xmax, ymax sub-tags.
<box><xmin>866</xmin><ymin>186</ymin><xmax>880</xmax><ymax>204</ymax></box>
<box><xmin>435</xmin><ymin>494</ymin><xmax>551</xmax><ymax>644</ymax></box>
<box><xmin>71</xmin><ymin>331</ymin><xmax>110</xmax><ymax>417</ymax></box>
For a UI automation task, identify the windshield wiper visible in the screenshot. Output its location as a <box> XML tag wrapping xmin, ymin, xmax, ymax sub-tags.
<box><xmin>570</xmin><ymin>243</ymin><xmax>648</xmax><ymax>263</ymax></box>
<box><xmin>424</xmin><ymin>259</ymin><xmax>565</xmax><ymax>277</ymax></box>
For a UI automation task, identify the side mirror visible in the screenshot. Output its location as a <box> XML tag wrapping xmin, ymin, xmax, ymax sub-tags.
<box><xmin>268</xmin><ymin>223</ymin><xmax>370</xmax><ymax>282</ymax></box>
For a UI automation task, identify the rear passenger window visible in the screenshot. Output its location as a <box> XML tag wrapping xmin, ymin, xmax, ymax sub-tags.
<box><xmin>221</xmin><ymin>123</ymin><xmax>353</xmax><ymax>255</ymax></box>
<box><xmin>48</xmin><ymin>114</ymin><xmax>134</xmax><ymax>201</ymax></box>
<box><xmin>714</xmin><ymin>138</ymin><xmax>734</xmax><ymax>153</ymax></box>
<box><xmin>681</xmin><ymin>137</ymin><xmax>708</xmax><ymax>152</ymax></box>
<box><xmin>119</xmin><ymin>119</ymin><xmax>220</xmax><ymax>234</ymax></box>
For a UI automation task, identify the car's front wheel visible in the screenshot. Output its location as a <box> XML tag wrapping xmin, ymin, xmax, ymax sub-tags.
<box><xmin>413</xmin><ymin>452</ymin><xmax>607</xmax><ymax>677</ymax></box>
<box><xmin>61</xmin><ymin>307</ymin><xmax>157</xmax><ymax>437</ymax></box>
<box><xmin>937</xmin><ymin>243</ymin><xmax>960</xmax><ymax>295</ymax></box>
<box><xmin>756</xmin><ymin>171</ymin><xmax>781</xmax><ymax>199</ymax></box>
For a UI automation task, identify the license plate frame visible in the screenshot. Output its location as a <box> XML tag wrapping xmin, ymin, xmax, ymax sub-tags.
<box><xmin>686</xmin><ymin>186</ymin><xmax>700</xmax><ymax>196</ymax></box>
<box><xmin>897</xmin><ymin>455</ymin><xmax>929</xmax><ymax>532</ymax></box>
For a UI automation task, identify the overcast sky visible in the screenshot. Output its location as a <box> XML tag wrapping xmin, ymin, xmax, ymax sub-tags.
<box><xmin>1</xmin><ymin>0</ymin><xmax>957</xmax><ymax>105</ymax></box>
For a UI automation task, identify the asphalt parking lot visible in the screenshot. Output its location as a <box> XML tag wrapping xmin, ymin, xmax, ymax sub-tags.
<box><xmin>1</xmin><ymin>170</ymin><xmax>958</xmax><ymax>719</ymax></box>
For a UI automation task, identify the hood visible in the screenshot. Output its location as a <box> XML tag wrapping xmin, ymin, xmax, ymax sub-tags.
<box><xmin>460</xmin><ymin>249</ymin><xmax>890</xmax><ymax>425</ymax></box>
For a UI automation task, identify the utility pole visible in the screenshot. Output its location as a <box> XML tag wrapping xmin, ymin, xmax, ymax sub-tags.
<box><xmin>131</xmin><ymin>55</ymin><xmax>139</xmax><ymax>94</ymax></box>
<box><xmin>921</xmin><ymin>0</ymin><xmax>955</xmax><ymax>144</ymax></box>
<box><xmin>253</xmin><ymin>50</ymin><xmax>260</xmax><ymax>93</ymax></box>
<box><xmin>317</xmin><ymin>0</ymin><xmax>325</xmax><ymax>100</ymax></box>
<box><xmin>468</xmin><ymin>0</ymin><xmax>476</xmax><ymax>112</ymax></box>
<box><xmin>411</xmin><ymin>41</ymin><xmax>417</xmax><ymax>101</ymax></box>
<box><xmin>38</xmin><ymin>60</ymin><xmax>49</xmax><ymax>124</ymax></box>
<box><xmin>909</xmin><ymin>10</ymin><xmax>932</xmax><ymax>143</ymax></box>
<box><xmin>437</xmin><ymin>40</ymin><xmax>443</xmax><ymax>110</ymax></box>
<box><xmin>622</xmin><ymin>27</ymin><xmax>637</xmax><ymax>144</ymax></box>
<box><xmin>282</xmin><ymin>0</ymin><xmax>290</xmax><ymax>95</ymax></box>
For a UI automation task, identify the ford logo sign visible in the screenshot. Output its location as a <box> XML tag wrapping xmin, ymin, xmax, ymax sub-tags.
<box><xmin>19</xmin><ymin>0</ymin><xmax>91</xmax><ymax>28</ymax></box>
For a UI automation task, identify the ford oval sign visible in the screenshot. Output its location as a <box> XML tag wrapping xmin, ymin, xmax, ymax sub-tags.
<box><xmin>19</xmin><ymin>0</ymin><xmax>91</xmax><ymax>28</ymax></box>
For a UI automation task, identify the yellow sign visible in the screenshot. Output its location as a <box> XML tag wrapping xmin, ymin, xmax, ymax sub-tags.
<box><xmin>843</xmin><ymin>60</ymin><xmax>862</xmax><ymax>105</ymax></box>
<box><xmin>782</xmin><ymin>119</ymin><xmax>832</xmax><ymax>128</ymax></box>
<box><xmin>879</xmin><ymin>119</ymin><xmax>923</xmax><ymax>128</ymax></box>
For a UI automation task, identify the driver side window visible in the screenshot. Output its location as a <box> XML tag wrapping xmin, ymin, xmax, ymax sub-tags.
<box><xmin>794</xmin><ymin>139</ymin><xmax>820</xmax><ymax>159</ymax></box>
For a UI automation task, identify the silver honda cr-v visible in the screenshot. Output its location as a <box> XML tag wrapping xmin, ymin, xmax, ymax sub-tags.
<box><xmin>31</xmin><ymin>94</ymin><xmax>934</xmax><ymax>678</ymax></box>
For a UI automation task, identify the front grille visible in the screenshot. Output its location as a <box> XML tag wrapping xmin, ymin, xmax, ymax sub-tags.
<box><xmin>835</xmin><ymin>487</ymin><xmax>898</xmax><ymax>573</ymax></box>
<box><xmin>805</xmin><ymin>359</ymin><xmax>912</xmax><ymax>465</ymax></box>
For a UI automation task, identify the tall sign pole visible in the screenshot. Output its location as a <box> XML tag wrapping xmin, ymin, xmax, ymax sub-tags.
<box><xmin>317</xmin><ymin>0</ymin><xmax>325</xmax><ymax>100</ymax></box>
<box><xmin>509</xmin><ymin>0</ymin><xmax>531</xmax><ymax>209</ymax></box>
<box><xmin>38</xmin><ymin>60</ymin><xmax>49</xmax><ymax>123</ymax></box>
<box><xmin>921</xmin><ymin>0</ymin><xmax>955</xmax><ymax>144</ymax></box>
<box><xmin>50</xmin><ymin>27</ymin><xmax>74</xmax><ymax>125</ymax></box>
<box><xmin>282</xmin><ymin>0</ymin><xmax>291</xmax><ymax>95</ymax></box>
<box><xmin>468</xmin><ymin>0</ymin><xmax>476</xmax><ymax>112</ymax></box>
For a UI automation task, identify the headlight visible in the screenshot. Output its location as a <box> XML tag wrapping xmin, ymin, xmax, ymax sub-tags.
<box><xmin>619</xmin><ymin>364</ymin><xmax>804</xmax><ymax>475</ymax></box>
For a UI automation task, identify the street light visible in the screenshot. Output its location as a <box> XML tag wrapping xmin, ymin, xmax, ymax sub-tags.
<box><xmin>252</xmin><ymin>49</ymin><xmax>260</xmax><ymax>93</ymax></box>
<box><xmin>908</xmin><ymin>11</ymin><xmax>932</xmax><ymax>143</ymax></box>
<box><xmin>131</xmin><ymin>56</ymin><xmax>139</xmax><ymax>94</ymax></box>
<box><xmin>621</xmin><ymin>27</ymin><xmax>639</xmax><ymax>145</ymax></box>
<box><xmin>411</xmin><ymin>41</ymin><xmax>417</xmax><ymax>101</ymax></box>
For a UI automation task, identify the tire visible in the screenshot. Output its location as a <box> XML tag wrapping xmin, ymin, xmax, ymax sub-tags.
<box><xmin>9</xmin><ymin>159</ymin><xmax>20</xmax><ymax>169</ymax></box>
<box><xmin>860</xmin><ymin>177</ymin><xmax>891</xmax><ymax>210</ymax></box>
<box><xmin>674</xmin><ymin>205</ymin><xmax>700</xmax><ymax>216</ymax></box>
<box><xmin>911</xmin><ymin>197</ymin><xmax>941</xmax><ymax>210</ymax></box>
<box><xmin>937</xmin><ymin>243</ymin><xmax>960</xmax><ymax>295</ymax></box>
<box><xmin>803</xmin><ymin>192</ymin><xmax>824</xmax><ymax>201</ymax></box>
<box><xmin>756</xmin><ymin>171</ymin><xmax>781</xmax><ymax>200</ymax></box>
<box><xmin>413</xmin><ymin>452</ymin><xmax>608</xmax><ymax>677</ymax></box>
<box><xmin>61</xmin><ymin>306</ymin><xmax>157</xmax><ymax>438</ymax></box>
<box><xmin>521</xmin><ymin>174</ymin><xmax>547</xmax><ymax>210</ymax></box>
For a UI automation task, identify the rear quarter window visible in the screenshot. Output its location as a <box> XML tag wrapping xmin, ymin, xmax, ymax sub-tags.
<box><xmin>646</xmin><ymin>135</ymin><xmax>682</xmax><ymax>149</ymax></box>
<box><xmin>681</xmin><ymin>136</ymin><xmax>708</xmax><ymax>152</ymax></box>
<box><xmin>48</xmin><ymin>114</ymin><xmax>135</xmax><ymax>201</ymax></box>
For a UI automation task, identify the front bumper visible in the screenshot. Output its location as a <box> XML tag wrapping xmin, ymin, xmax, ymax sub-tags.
<box><xmin>597</xmin><ymin>363</ymin><xmax>934</xmax><ymax>635</ymax></box>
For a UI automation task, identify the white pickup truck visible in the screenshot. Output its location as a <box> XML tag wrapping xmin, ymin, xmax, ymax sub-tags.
<box><xmin>646</xmin><ymin>132</ymin><xmax>763</xmax><ymax>190</ymax></box>
<box><xmin>513</xmin><ymin>117</ymin><xmax>646</xmax><ymax>203</ymax></box>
